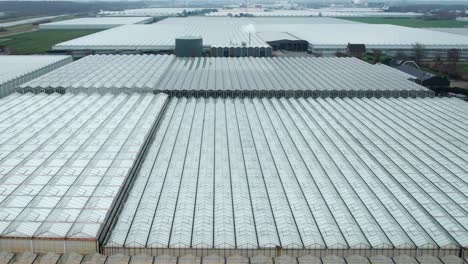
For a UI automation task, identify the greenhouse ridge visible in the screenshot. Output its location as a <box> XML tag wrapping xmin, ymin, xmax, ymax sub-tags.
<box><xmin>20</xmin><ymin>55</ymin><xmax>432</xmax><ymax>98</ymax></box>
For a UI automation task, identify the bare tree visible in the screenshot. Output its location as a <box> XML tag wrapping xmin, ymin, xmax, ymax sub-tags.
<box><xmin>395</xmin><ymin>51</ymin><xmax>407</xmax><ymax>61</ymax></box>
<box><xmin>447</xmin><ymin>49</ymin><xmax>460</xmax><ymax>65</ymax></box>
<box><xmin>447</xmin><ymin>49</ymin><xmax>461</xmax><ymax>78</ymax></box>
<box><xmin>413</xmin><ymin>43</ymin><xmax>425</xmax><ymax>65</ymax></box>
<box><xmin>433</xmin><ymin>55</ymin><xmax>442</xmax><ymax>72</ymax></box>
<box><xmin>372</xmin><ymin>49</ymin><xmax>382</xmax><ymax>63</ymax></box>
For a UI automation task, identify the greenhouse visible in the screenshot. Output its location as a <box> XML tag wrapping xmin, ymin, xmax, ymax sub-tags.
<box><xmin>153</xmin><ymin>56</ymin><xmax>429</xmax><ymax>97</ymax></box>
<box><xmin>103</xmin><ymin>96</ymin><xmax>468</xmax><ymax>257</ymax></box>
<box><xmin>252</xmin><ymin>24</ymin><xmax>468</xmax><ymax>57</ymax></box>
<box><xmin>21</xmin><ymin>55</ymin><xmax>431</xmax><ymax>98</ymax></box>
<box><xmin>0</xmin><ymin>252</ymin><xmax>466</xmax><ymax>264</ymax></box>
<box><xmin>428</xmin><ymin>28</ymin><xmax>468</xmax><ymax>37</ymax></box>
<box><xmin>51</xmin><ymin>17</ymin><xmax>468</xmax><ymax>58</ymax></box>
<box><xmin>0</xmin><ymin>51</ymin><xmax>466</xmax><ymax>261</ymax></box>
<box><xmin>99</xmin><ymin>8</ymin><xmax>205</xmax><ymax>17</ymax></box>
<box><xmin>158</xmin><ymin>16</ymin><xmax>360</xmax><ymax>25</ymax></box>
<box><xmin>0</xmin><ymin>55</ymin><xmax>71</xmax><ymax>98</ymax></box>
<box><xmin>20</xmin><ymin>54</ymin><xmax>175</xmax><ymax>94</ymax></box>
<box><xmin>206</xmin><ymin>9</ymin><xmax>423</xmax><ymax>18</ymax></box>
<box><xmin>39</xmin><ymin>17</ymin><xmax>153</xmax><ymax>30</ymax></box>
<box><xmin>52</xmin><ymin>23</ymin><xmax>272</xmax><ymax>56</ymax></box>
<box><xmin>0</xmin><ymin>92</ymin><xmax>168</xmax><ymax>254</ymax></box>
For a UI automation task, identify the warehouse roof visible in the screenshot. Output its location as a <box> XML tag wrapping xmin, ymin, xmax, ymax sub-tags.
<box><xmin>0</xmin><ymin>252</ymin><xmax>467</xmax><ymax>264</ymax></box>
<box><xmin>53</xmin><ymin>23</ymin><xmax>270</xmax><ymax>51</ymax></box>
<box><xmin>0</xmin><ymin>92</ymin><xmax>168</xmax><ymax>253</ymax></box>
<box><xmin>0</xmin><ymin>55</ymin><xmax>71</xmax><ymax>98</ymax></box>
<box><xmin>39</xmin><ymin>17</ymin><xmax>153</xmax><ymax>30</ymax></box>
<box><xmin>254</xmin><ymin>24</ymin><xmax>468</xmax><ymax>49</ymax></box>
<box><xmin>104</xmin><ymin>96</ymin><xmax>468</xmax><ymax>256</ymax></box>
<box><xmin>21</xmin><ymin>55</ymin><xmax>431</xmax><ymax>98</ymax></box>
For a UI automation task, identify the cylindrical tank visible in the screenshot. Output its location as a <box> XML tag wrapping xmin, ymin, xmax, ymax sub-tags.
<box><xmin>175</xmin><ymin>36</ymin><xmax>203</xmax><ymax>57</ymax></box>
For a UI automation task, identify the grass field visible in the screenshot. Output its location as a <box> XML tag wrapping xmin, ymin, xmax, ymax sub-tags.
<box><xmin>0</xmin><ymin>16</ymin><xmax>38</xmax><ymax>23</ymax></box>
<box><xmin>0</xmin><ymin>24</ymin><xmax>37</xmax><ymax>37</ymax></box>
<box><xmin>0</xmin><ymin>29</ymin><xmax>100</xmax><ymax>54</ymax></box>
<box><xmin>0</xmin><ymin>15</ymin><xmax>79</xmax><ymax>37</ymax></box>
<box><xmin>339</xmin><ymin>17</ymin><xmax>468</xmax><ymax>28</ymax></box>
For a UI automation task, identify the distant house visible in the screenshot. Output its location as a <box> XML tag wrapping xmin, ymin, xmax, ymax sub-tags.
<box><xmin>346</xmin><ymin>43</ymin><xmax>366</xmax><ymax>57</ymax></box>
<box><xmin>396</xmin><ymin>64</ymin><xmax>450</xmax><ymax>89</ymax></box>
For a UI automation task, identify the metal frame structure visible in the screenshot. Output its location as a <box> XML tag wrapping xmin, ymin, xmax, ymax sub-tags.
<box><xmin>0</xmin><ymin>55</ymin><xmax>71</xmax><ymax>98</ymax></box>
<box><xmin>103</xmin><ymin>96</ymin><xmax>468</xmax><ymax>257</ymax></box>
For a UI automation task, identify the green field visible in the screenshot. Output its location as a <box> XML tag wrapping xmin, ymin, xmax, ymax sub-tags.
<box><xmin>339</xmin><ymin>17</ymin><xmax>468</xmax><ymax>28</ymax></box>
<box><xmin>0</xmin><ymin>29</ymin><xmax>100</xmax><ymax>54</ymax></box>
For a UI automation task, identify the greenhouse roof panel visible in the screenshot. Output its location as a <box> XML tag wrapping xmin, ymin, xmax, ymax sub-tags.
<box><xmin>21</xmin><ymin>55</ymin><xmax>431</xmax><ymax>97</ymax></box>
<box><xmin>0</xmin><ymin>92</ymin><xmax>168</xmax><ymax>251</ymax></box>
<box><xmin>0</xmin><ymin>55</ymin><xmax>72</xmax><ymax>98</ymax></box>
<box><xmin>52</xmin><ymin>17</ymin><xmax>468</xmax><ymax>51</ymax></box>
<box><xmin>105</xmin><ymin>96</ymin><xmax>468</xmax><ymax>253</ymax></box>
<box><xmin>53</xmin><ymin>22</ymin><xmax>270</xmax><ymax>51</ymax></box>
<box><xmin>254</xmin><ymin>24</ymin><xmax>468</xmax><ymax>48</ymax></box>
<box><xmin>99</xmin><ymin>8</ymin><xmax>205</xmax><ymax>17</ymax></box>
<box><xmin>0</xmin><ymin>252</ymin><xmax>466</xmax><ymax>264</ymax></box>
<box><xmin>39</xmin><ymin>17</ymin><xmax>152</xmax><ymax>30</ymax></box>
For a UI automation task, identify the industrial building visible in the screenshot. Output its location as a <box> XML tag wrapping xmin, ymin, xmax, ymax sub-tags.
<box><xmin>39</xmin><ymin>17</ymin><xmax>153</xmax><ymax>30</ymax></box>
<box><xmin>20</xmin><ymin>55</ymin><xmax>431</xmax><ymax>97</ymax></box>
<box><xmin>52</xmin><ymin>17</ymin><xmax>468</xmax><ymax>58</ymax></box>
<box><xmin>0</xmin><ymin>92</ymin><xmax>168</xmax><ymax>254</ymax></box>
<box><xmin>0</xmin><ymin>55</ymin><xmax>71</xmax><ymax>98</ymax></box>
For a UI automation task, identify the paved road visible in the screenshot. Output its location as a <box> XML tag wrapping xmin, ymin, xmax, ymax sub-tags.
<box><xmin>0</xmin><ymin>15</ymin><xmax>66</xmax><ymax>28</ymax></box>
